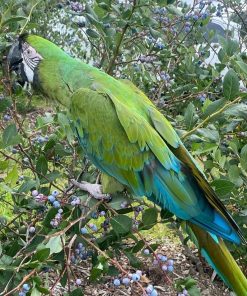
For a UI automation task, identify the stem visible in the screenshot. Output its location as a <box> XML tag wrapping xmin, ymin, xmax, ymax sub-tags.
<box><xmin>19</xmin><ymin>0</ymin><xmax>41</xmax><ymax>34</ymax></box>
<box><xmin>181</xmin><ymin>96</ymin><xmax>243</xmax><ymax>140</ymax></box>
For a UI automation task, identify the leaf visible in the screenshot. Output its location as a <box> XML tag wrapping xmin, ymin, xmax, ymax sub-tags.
<box><xmin>110</xmin><ymin>215</ymin><xmax>132</xmax><ymax>235</ymax></box>
<box><xmin>124</xmin><ymin>251</ymin><xmax>142</xmax><ymax>268</ymax></box>
<box><xmin>141</xmin><ymin>208</ymin><xmax>158</xmax><ymax>230</ymax></box>
<box><xmin>31</xmin><ymin>288</ymin><xmax>41</xmax><ymax>296</ymax></box>
<box><xmin>18</xmin><ymin>180</ymin><xmax>37</xmax><ymax>193</ymax></box>
<box><xmin>69</xmin><ymin>288</ymin><xmax>84</xmax><ymax>296</ymax></box>
<box><xmin>32</xmin><ymin>248</ymin><xmax>50</xmax><ymax>262</ymax></box>
<box><xmin>184</xmin><ymin>102</ymin><xmax>196</xmax><ymax>130</ymax></box>
<box><xmin>36</xmin><ymin>155</ymin><xmax>48</xmax><ymax>175</ymax></box>
<box><xmin>2</xmin><ymin>124</ymin><xmax>22</xmax><ymax>147</ymax></box>
<box><xmin>5</xmin><ymin>165</ymin><xmax>18</xmax><ymax>186</ymax></box>
<box><xmin>236</xmin><ymin>61</ymin><xmax>247</xmax><ymax>76</ymax></box>
<box><xmin>86</xmin><ymin>28</ymin><xmax>100</xmax><ymax>38</ymax></box>
<box><xmin>2</xmin><ymin>16</ymin><xmax>26</xmax><ymax>27</ymax></box>
<box><xmin>211</xmin><ymin>180</ymin><xmax>235</xmax><ymax>197</ymax></box>
<box><xmin>240</xmin><ymin>144</ymin><xmax>247</xmax><ymax>170</ymax></box>
<box><xmin>223</xmin><ymin>69</ymin><xmax>239</xmax><ymax>100</ymax></box>
<box><xmin>45</xmin><ymin>236</ymin><xmax>63</xmax><ymax>255</ymax></box>
<box><xmin>228</xmin><ymin>165</ymin><xmax>243</xmax><ymax>187</ymax></box>
<box><xmin>166</xmin><ymin>5</ymin><xmax>183</xmax><ymax>16</ymax></box>
<box><xmin>202</xmin><ymin>99</ymin><xmax>226</xmax><ymax>118</ymax></box>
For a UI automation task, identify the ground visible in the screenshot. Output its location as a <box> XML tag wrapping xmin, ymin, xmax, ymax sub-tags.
<box><xmin>47</xmin><ymin>231</ymin><xmax>233</xmax><ymax>296</ymax></box>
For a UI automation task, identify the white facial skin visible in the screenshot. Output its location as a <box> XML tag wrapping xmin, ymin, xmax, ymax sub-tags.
<box><xmin>21</xmin><ymin>43</ymin><xmax>43</xmax><ymax>83</ymax></box>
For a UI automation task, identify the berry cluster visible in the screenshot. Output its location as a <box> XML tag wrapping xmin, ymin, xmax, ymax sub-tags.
<box><xmin>113</xmin><ymin>271</ymin><xmax>158</xmax><ymax>295</ymax></box>
<box><xmin>50</xmin><ymin>208</ymin><xmax>63</xmax><ymax>228</ymax></box>
<box><xmin>70</xmin><ymin>1</ymin><xmax>84</xmax><ymax>13</ymax></box>
<box><xmin>71</xmin><ymin>242</ymin><xmax>93</xmax><ymax>263</ymax></box>
<box><xmin>18</xmin><ymin>283</ymin><xmax>30</xmax><ymax>296</ymax></box>
<box><xmin>32</xmin><ymin>190</ymin><xmax>47</xmax><ymax>203</ymax></box>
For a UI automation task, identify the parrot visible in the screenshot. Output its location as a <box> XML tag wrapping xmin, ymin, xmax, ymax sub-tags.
<box><xmin>7</xmin><ymin>34</ymin><xmax>247</xmax><ymax>295</ymax></box>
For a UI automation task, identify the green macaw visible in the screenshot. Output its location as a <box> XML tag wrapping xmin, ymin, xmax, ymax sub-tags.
<box><xmin>7</xmin><ymin>34</ymin><xmax>247</xmax><ymax>295</ymax></box>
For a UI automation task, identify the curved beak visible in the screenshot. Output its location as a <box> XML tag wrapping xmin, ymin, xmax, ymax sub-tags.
<box><xmin>7</xmin><ymin>41</ymin><xmax>23</xmax><ymax>71</ymax></box>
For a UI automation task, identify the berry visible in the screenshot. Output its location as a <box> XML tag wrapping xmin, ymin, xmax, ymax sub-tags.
<box><xmin>193</xmin><ymin>15</ymin><xmax>199</xmax><ymax>21</ymax></box>
<box><xmin>52</xmin><ymin>190</ymin><xmax>59</xmax><ymax>197</ymax></box>
<box><xmin>78</xmin><ymin>243</ymin><xmax>84</xmax><ymax>249</ymax></box>
<box><xmin>113</xmin><ymin>279</ymin><xmax>121</xmax><ymax>286</ymax></box>
<box><xmin>53</xmin><ymin>201</ymin><xmax>61</xmax><ymax>208</ymax></box>
<box><xmin>183</xmin><ymin>289</ymin><xmax>188</xmax><ymax>295</ymax></box>
<box><xmin>146</xmin><ymin>284</ymin><xmax>154</xmax><ymax>293</ymax></box>
<box><xmin>32</xmin><ymin>190</ymin><xmax>39</xmax><ymax>197</ymax></box>
<box><xmin>161</xmin><ymin>255</ymin><xmax>167</xmax><ymax>262</ymax></box>
<box><xmin>75</xmin><ymin>278</ymin><xmax>82</xmax><ymax>285</ymax></box>
<box><xmin>48</xmin><ymin>195</ymin><xmax>55</xmax><ymax>202</ymax></box>
<box><xmin>58</xmin><ymin>208</ymin><xmax>63</xmax><ymax>214</ymax></box>
<box><xmin>132</xmin><ymin>273</ymin><xmax>140</xmax><ymax>281</ymax></box>
<box><xmin>161</xmin><ymin>264</ymin><xmax>167</xmax><ymax>271</ymax></box>
<box><xmin>185</xmin><ymin>26</ymin><xmax>191</xmax><ymax>33</ymax></box>
<box><xmin>136</xmin><ymin>270</ymin><xmax>142</xmax><ymax>276</ymax></box>
<box><xmin>19</xmin><ymin>292</ymin><xmax>26</xmax><ymax>296</ymax></box>
<box><xmin>29</xmin><ymin>226</ymin><xmax>36</xmax><ymax>234</ymax></box>
<box><xmin>91</xmin><ymin>225</ymin><xmax>98</xmax><ymax>232</ymax></box>
<box><xmin>150</xmin><ymin>289</ymin><xmax>158</xmax><ymax>296</ymax></box>
<box><xmin>12</xmin><ymin>148</ymin><xmax>18</xmax><ymax>154</ymax></box>
<box><xmin>153</xmin><ymin>259</ymin><xmax>159</xmax><ymax>265</ymax></box>
<box><xmin>167</xmin><ymin>259</ymin><xmax>174</xmax><ymax>266</ymax></box>
<box><xmin>22</xmin><ymin>283</ymin><xmax>30</xmax><ymax>291</ymax></box>
<box><xmin>122</xmin><ymin>277</ymin><xmax>130</xmax><ymax>285</ymax></box>
<box><xmin>143</xmin><ymin>249</ymin><xmax>150</xmax><ymax>255</ymax></box>
<box><xmin>81</xmin><ymin>227</ymin><xmax>88</xmax><ymax>234</ymax></box>
<box><xmin>167</xmin><ymin>265</ymin><xmax>174</xmax><ymax>272</ymax></box>
<box><xmin>99</xmin><ymin>211</ymin><xmax>106</xmax><ymax>216</ymax></box>
<box><xmin>3</xmin><ymin>114</ymin><xmax>11</xmax><ymax>121</ymax></box>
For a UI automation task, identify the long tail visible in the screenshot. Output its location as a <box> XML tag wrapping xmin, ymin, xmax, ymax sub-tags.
<box><xmin>187</xmin><ymin>222</ymin><xmax>247</xmax><ymax>296</ymax></box>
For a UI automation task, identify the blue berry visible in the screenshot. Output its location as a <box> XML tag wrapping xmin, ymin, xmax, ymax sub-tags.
<box><xmin>80</xmin><ymin>227</ymin><xmax>88</xmax><ymax>234</ymax></box>
<box><xmin>193</xmin><ymin>15</ymin><xmax>199</xmax><ymax>21</ymax></box>
<box><xmin>150</xmin><ymin>289</ymin><xmax>158</xmax><ymax>296</ymax></box>
<box><xmin>12</xmin><ymin>148</ymin><xmax>18</xmax><ymax>154</ymax></box>
<box><xmin>58</xmin><ymin>209</ymin><xmax>63</xmax><ymax>214</ymax></box>
<box><xmin>167</xmin><ymin>259</ymin><xmax>174</xmax><ymax>266</ymax></box>
<box><xmin>132</xmin><ymin>273</ymin><xmax>140</xmax><ymax>281</ymax></box>
<box><xmin>122</xmin><ymin>277</ymin><xmax>130</xmax><ymax>285</ymax></box>
<box><xmin>53</xmin><ymin>201</ymin><xmax>61</xmax><ymax>208</ymax></box>
<box><xmin>52</xmin><ymin>190</ymin><xmax>59</xmax><ymax>197</ymax></box>
<box><xmin>99</xmin><ymin>211</ymin><xmax>106</xmax><ymax>216</ymax></box>
<box><xmin>76</xmin><ymin>278</ymin><xmax>82</xmax><ymax>285</ymax></box>
<box><xmin>91</xmin><ymin>225</ymin><xmax>98</xmax><ymax>232</ymax></box>
<box><xmin>29</xmin><ymin>226</ymin><xmax>36</xmax><ymax>234</ymax></box>
<box><xmin>136</xmin><ymin>270</ymin><xmax>142</xmax><ymax>276</ymax></box>
<box><xmin>48</xmin><ymin>195</ymin><xmax>55</xmax><ymax>202</ymax></box>
<box><xmin>19</xmin><ymin>292</ymin><xmax>26</xmax><ymax>296</ymax></box>
<box><xmin>32</xmin><ymin>190</ymin><xmax>39</xmax><ymax>197</ymax></box>
<box><xmin>185</xmin><ymin>26</ymin><xmax>191</xmax><ymax>33</ymax></box>
<box><xmin>143</xmin><ymin>249</ymin><xmax>150</xmax><ymax>255</ymax></box>
<box><xmin>183</xmin><ymin>289</ymin><xmax>188</xmax><ymax>295</ymax></box>
<box><xmin>22</xmin><ymin>283</ymin><xmax>30</xmax><ymax>291</ymax></box>
<box><xmin>216</xmin><ymin>11</ymin><xmax>222</xmax><ymax>17</ymax></box>
<box><xmin>161</xmin><ymin>264</ymin><xmax>167</xmax><ymax>271</ymax></box>
<box><xmin>113</xmin><ymin>279</ymin><xmax>121</xmax><ymax>286</ymax></box>
<box><xmin>167</xmin><ymin>265</ymin><xmax>174</xmax><ymax>272</ymax></box>
<box><xmin>146</xmin><ymin>284</ymin><xmax>154</xmax><ymax>293</ymax></box>
<box><xmin>161</xmin><ymin>255</ymin><xmax>167</xmax><ymax>262</ymax></box>
<box><xmin>78</xmin><ymin>243</ymin><xmax>84</xmax><ymax>249</ymax></box>
<box><xmin>3</xmin><ymin>114</ymin><xmax>11</xmax><ymax>121</ymax></box>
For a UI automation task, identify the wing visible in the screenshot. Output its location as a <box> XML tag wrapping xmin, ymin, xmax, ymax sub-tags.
<box><xmin>69</xmin><ymin>86</ymin><xmax>244</xmax><ymax>244</ymax></box>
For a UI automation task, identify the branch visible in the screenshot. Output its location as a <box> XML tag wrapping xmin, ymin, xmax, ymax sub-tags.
<box><xmin>181</xmin><ymin>96</ymin><xmax>243</xmax><ymax>140</ymax></box>
<box><xmin>106</xmin><ymin>0</ymin><xmax>137</xmax><ymax>75</ymax></box>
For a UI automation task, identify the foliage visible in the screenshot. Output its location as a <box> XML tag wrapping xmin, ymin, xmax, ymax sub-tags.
<box><xmin>0</xmin><ymin>0</ymin><xmax>247</xmax><ymax>295</ymax></box>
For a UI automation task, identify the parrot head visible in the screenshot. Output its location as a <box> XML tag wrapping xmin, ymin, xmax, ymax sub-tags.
<box><xmin>7</xmin><ymin>34</ymin><xmax>43</xmax><ymax>85</ymax></box>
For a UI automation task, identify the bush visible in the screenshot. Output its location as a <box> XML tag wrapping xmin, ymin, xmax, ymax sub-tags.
<box><xmin>0</xmin><ymin>0</ymin><xmax>247</xmax><ymax>295</ymax></box>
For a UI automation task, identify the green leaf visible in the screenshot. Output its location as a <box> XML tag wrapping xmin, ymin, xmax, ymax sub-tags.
<box><xmin>18</xmin><ymin>180</ymin><xmax>37</xmax><ymax>193</ymax></box>
<box><xmin>69</xmin><ymin>288</ymin><xmax>84</xmax><ymax>296</ymax></box>
<box><xmin>36</xmin><ymin>155</ymin><xmax>48</xmax><ymax>175</ymax></box>
<box><xmin>228</xmin><ymin>165</ymin><xmax>243</xmax><ymax>187</ymax></box>
<box><xmin>166</xmin><ymin>5</ymin><xmax>183</xmax><ymax>16</ymax></box>
<box><xmin>86</xmin><ymin>28</ymin><xmax>100</xmax><ymax>38</ymax></box>
<box><xmin>223</xmin><ymin>69</ymin><xmax>239</xmax><ymax>100</ymax></box>
<box><xmin>141</xmin><ymin>208</ymin><xmax>158</xmax><ymax>230</ymax></box>
<box><xmin>2</xmin><ymin>124</ymin><xmax>22</xmax><ymax>147</ymax></box>
<box><xmin>202</xmin><ymin>99</ymin><xmax>226</xmax><ymax>118</ymax></box>
<box><xmin>31</xmin><ymin>288</ymin><xmax>41</xmax><ymax>296</ymax></box>
<box><xmin>211</xmin><ymin>179</ymin><xmax>235</xmax><ymax>197</ymax></box>
<box><xmin>110</xmin><ymin>215</ymin><xmax>132</xmax><ymax>235</ymax></box>
<box><xmin>124</xmin><ymin>251</ymin><xmax>142</xmax><ymax>268</ymax></box>
<box><xmin>184</xmin><ymin>102</ymin><xmax>196</xmax><ymax>130</ymax></box>
<box><xmin>32</xmin><ymin>248</ymin><xmax>50</xmax><ymax>262</ymax></box>
<box><xmin>5</xmin><ymin>165</ymin><xmax>18</xmax><ymax>186</ymax></box>
<box><xmin>240</xmin><ymin>144</ymin><xmax>247</xmax><ymax>170</ymax></box>
<box><xmin>236</xmin><ymin>61</ymin><xmax>247</xmax><ymax>76</ymax></box>
<box><xmin>45</xmin><ymin>236</ymin><xmax>63</xmax><ymax>255</ymax></box>
<box><xmin>2</xmin><ymin>16</ymin><xmax>26</xmax><ymax>26</ymax></box>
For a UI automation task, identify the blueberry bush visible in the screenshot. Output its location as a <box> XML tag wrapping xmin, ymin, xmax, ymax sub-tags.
<box><xmin>0</xmin><ymin>0</ymin><xmax>247</xmax><ymax>295</ymax></box>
